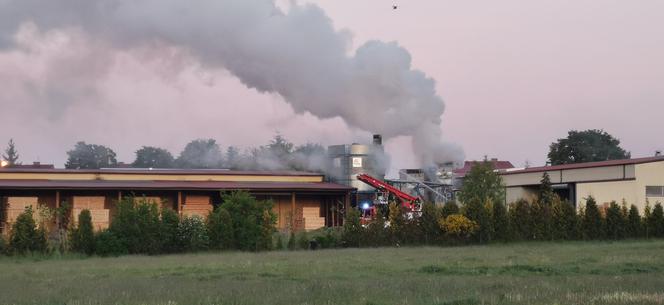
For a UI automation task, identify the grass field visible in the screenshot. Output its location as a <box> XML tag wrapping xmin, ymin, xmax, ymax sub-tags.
<box><xmin>1</xmin><ymin>241</ymin><xmax>664</xmax><ymax>305</ymax></box>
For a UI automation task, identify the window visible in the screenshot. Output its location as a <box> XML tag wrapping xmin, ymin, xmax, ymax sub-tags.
<box><xmin>646</xmin><ymin>186</ymin><xmax>664</xmax><ymax>197</ymax></box>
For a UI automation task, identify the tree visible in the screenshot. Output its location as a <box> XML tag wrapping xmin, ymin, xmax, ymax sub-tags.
<box><xmin>581</xmin><ymin>196</ymin><xmax>604</xmax><ymax>240</ymax></box>
<box><xmin>627</xmin><ymin>204</ymin><xmax>642</xmax><ymax>238</ymax></box>
<box><xmin>132</xmin><ymin>146</ymin><xmax>175</xmax><ymax>168</ymax></box>
<box><xmin>135</xmin><ymin>199</ymin><xmax>161</xmax><ymax>254</ymax></box>
<box><xmin>388</xmin><ymin>202</ymin><xmax>406</xmax><ymax>245</ymax></box>
<box><xmin>644</xmin><ymin>201</ymin><xmax>652</xmax><ymax>238</ymax></box>
<box><xmin>207</xmin><ymin>208</ymin><xmax>234</xmax><ymax>250</ymax></box>
<box><xmin>159</xmin><ymin>208</ymin><xmax>180</xmax><ymax>253</ymax></box>
<box><xmin>177</xmin><ymin>216</ymin><xmax>209</xmax><ymax>252</ymax></box>
<box><xmin>65</xmin><ymin>141</ymin><xmax>118</xmax><ymax>169</ymax></box>
<box><xmin>3</xmin><ymin>138</ymin><xmax>20</xmax><ymax>166</ymax></box>
<box><xmin>364</xmin><ymin>207</ymin><xmax>387</xmax><ymax>247</ymax></box>
<box><xmin>176</xmin><ymin>139</ymin><xmax>223</xmax><ymax>169</ymax></box>
<box><xmin>225</xmin><ymin>146</ymin><xmax>241</xmax><ymax>169</ymax></box>
<box><xmin>648</xmin><ymin>203</ymin><xmax>664</xmax><ymax>238</ymax></box>
<box><xmin>530</xmin><ymin>199</ymin><xmax>552</xmax><ymax>241</ymax></box>
<box><xmin>457</xmin><ymin>159</ymin><xmax>505</xmax><ymax>205</ymax></box>
<box><xmin>491</xmin><ymin>200</ymin><xmax>510</xmax><ymax>242</ymax></box>
<box><xmin>605</xmin><ymin>201</ymin><xmax>626</xmax><ymax>240</ymax></box>
<box><xmin>551</xmin><ymin>197</ymin><xmax>578</xmax><ymax>240</ymax></box>
<box><xmin>71</xmin><ymin>209</ymin><xmax>95</xmax><ymax>255</ymax></box>
<box><xmin>538</xmin><ymin>172</ymin><xmax>555</xmax><ymax>205</ymax></box>
<box><xmin>548</xmin><ymin>129</ymin><xmax>630</xmax><ymax>165</ymax></box>
<box><xmin>9</xmin><ymin>207</ymin><xmax>46</xmax><ymax>254</ymax></box>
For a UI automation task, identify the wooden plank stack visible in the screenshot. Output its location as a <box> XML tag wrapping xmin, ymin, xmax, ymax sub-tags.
<box><xmin>181</xmin><ymin>195</ymin><xmax>212</xmax><ymax>218</ymax></box>
<box><xmin>2</xmin><ymin>197</ymin><xmax>39</xmax><ymax>232</ymax></box>
<box><xmin>302</xmin><ymin>203</ymin><xmax>325</xmax><ymax>231</ymax></box>
<box><xmin>71</xmin><ymin>196</ymin><xmax>109</xmax><ymax>231</ymax></box>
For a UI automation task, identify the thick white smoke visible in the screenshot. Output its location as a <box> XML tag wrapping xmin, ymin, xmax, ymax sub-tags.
<box><xmin>0</xmin><ymin>0</ymin><xmax>463</xmax><ymax>168</ymax></box>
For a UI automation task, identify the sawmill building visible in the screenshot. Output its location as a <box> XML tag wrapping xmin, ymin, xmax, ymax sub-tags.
<box><xmin>0</xmin><ymin>168</ymin><xmax>352</xmax><ymax>233</ymax></box>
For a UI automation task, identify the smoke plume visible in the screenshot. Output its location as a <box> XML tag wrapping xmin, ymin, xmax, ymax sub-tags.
<box><xmin>0</xmin><ymin>0</ymin><xmax>463</xmax><ymax>168</ymax></box>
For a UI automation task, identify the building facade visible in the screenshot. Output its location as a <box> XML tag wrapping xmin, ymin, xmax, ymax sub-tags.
<box><xmin>0</xmin><ymin>168</ymin><xmax>353</xmax><ymax>233</ymax></box>
<box><xmin>501</xmin><ymin>156</ymin><xmax>664</xmax><ymax>211</ymax></box>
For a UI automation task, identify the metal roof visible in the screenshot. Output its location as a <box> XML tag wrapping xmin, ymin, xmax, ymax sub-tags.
<box><xmin>0</xmin><ymin>179</ymin><xmax>354</xmax><ymax>192</ymax></box>
<box><xmin>501</xmin><ymin>156</ymin><xmax>664</xmax><ymax>175</ymax></box>
<box><xmin>0</xmin><ymin>168</ymin><xmax>322</xmax><ymax>177</ymax></box>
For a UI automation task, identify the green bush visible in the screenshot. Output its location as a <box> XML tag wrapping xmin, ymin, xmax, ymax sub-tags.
<box><xmin>644</xmin><ymin>201</ymin><xmax>652</xmax><ymax>238</ymax></box>
<box><xmin>71</xmin><ymin>209</ymin><xmax>95</xmax><ymax>255</ymax></box>
<box><xmin>341</xmin><ymin>208</ymin><xmax>362</xmax><ymax>247</ymax></box>
<box><xmin>462</xmin><ymin>198</ymin><xmax>492</xmax><ymax>243</ymax></box>
<box><xmin>491</xmin><ymin>200</ymin><xmax>510</xmax><ymax>242</ymax></box>
<box><xmin>287</xmin><ymin>231</ymin><xmax>296</xmax><ymax>250</ymax></box>
<box><xmin>297</xmin><ymin>231</ymin><xmax>309</xmax><ymax>250</ymax></box>
<box><xmin>420</xmin><ymin>202</ymin><xmax>442</xmax><ymax>245</ymax></box>
<box><xmin>135</xmin><ymin>199</ymin><xmax>161</xmax><ymax>254</ymax></box>
<box><xmin>551</xmin><ymin>197</ymin><xmax>578</xmax><ymax>240</ymax></box>
<box><xmin>312</xmin><ymin>228</ymin><xmax>340</xmax><ymax>249</ymax></box>
<box><xmin>605</xmin><ymin>201</ymin><xmax>626</xmax><ymax>240</ymax></box>
<box><xmin>159</xmin><ymin>208</ymin><xmax>180</xmax><ymax>253</ymax></box>
<box><xmin>275</xmin><ymin>233</ymin><xmax>284</xmax><ymax>250</ymax></box>
<box><xmin>530</xmin><ymin>200</ymin><xmax>552</xmax><ymax>241</ymax></box>
<box><xmin>207</xmin><ymin>207</ymin><xmax>234</xmax><ymax>250</ymax></box>
<box><xmin>627</xmin><ymin>204</ymin><xmax>642</xmax><ymax>238</ymax></box>
<box><xmin>441</xmin><ymin>201</ymin><xmax>460</xmax><ymax>218</ymax></box>
<box><xmin>648</xmin><ymin>203</ymin><xmax>664</xmax><ymax>238</ymax></box>
<box><xmin>177</xmin><ymin>216</ymin><xmax>209</xmax><ymax>252</ymax></box>
<box><xmin>388</xmin><ymin>203</ymin><xmax>406</xmax><ymax>245</ymax></box>
<box><xmin>439</xmin><ymin>214</ymin><xmax>478</xmax><ymax>243</ymax></box>
<box><xmin>364</xmin><ymin>208</ymin><xmax>387</xmax><ymax>247</ymax></box>
<box><xmin>220</xmin><ymin>191</ymin><xmax>276</xmax><ymax>251</ymax></box>
<box><xmin>109</xmin><ymin>197</ymin><xmax>141</xmax><ymax>253</ymax></box>
<box><xmin>508</xmin><ymin>199</ymin><xmax>531</xmax><ymax>241</ymax></box>
<box><xmin>581</xmin><ymin>196</ymin><xmax>604</xmax><ymax>240</ymax></box>
<box><xmin>9</xmin><ymin>206</ymin><xmax>47</xmax><ymax>255</ymax></box>
<box><xmin>94</xmin><ymin>230</ymin><xmax>127</xmax><ymax>257</ymax></box>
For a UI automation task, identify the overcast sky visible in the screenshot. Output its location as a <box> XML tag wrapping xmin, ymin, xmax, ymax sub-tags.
<box><xmin>0</xmin><ymin>0</ymin><xmax>662</xmax><ymax>175</ymax></box>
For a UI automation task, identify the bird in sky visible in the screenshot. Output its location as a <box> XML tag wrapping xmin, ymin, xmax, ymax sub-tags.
<box><xmin>393</xmin><ymin>4</ymin><xmax>398</xmax><ymax>10</ymax></box>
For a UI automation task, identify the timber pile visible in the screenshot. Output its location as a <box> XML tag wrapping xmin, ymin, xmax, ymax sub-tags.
<box><xmin>71</xmin><ymin>196</ymin><xmax>109</xmax><ymax>230</ymax></box>
<box><xmin>182</xmin><ymin>195</ymin><xmax>212</xmax><ymax>218</ymax></box>
<box><xmin>302</xmin><ymin>203</ymin><xmax>325</xmax><ymax>231</ymax></box>
<box><xmin>2</xmin><ymin>197</ymin><xmax>39</xmax><ymax>232</ymax></box>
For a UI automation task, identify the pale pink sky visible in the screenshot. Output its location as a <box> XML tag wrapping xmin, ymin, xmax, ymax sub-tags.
<box><xmin>0</xmin><ymin>0</ymin><xmax>662</xmax><ymax>175</ymax></box>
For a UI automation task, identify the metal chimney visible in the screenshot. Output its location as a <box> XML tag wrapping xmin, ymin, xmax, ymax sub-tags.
<box><xmin>372</xmin><ymin>134</ymin><xmax>382</xmax><ymax>146</ymax></box>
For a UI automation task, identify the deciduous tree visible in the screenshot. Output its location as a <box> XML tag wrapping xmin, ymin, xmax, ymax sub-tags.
<box><xmin>548</xmin><ymin>129</ymin><xmax>630</xmax><ymax>165</ymax></box>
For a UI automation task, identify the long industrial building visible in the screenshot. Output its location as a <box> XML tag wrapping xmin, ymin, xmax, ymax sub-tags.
<box><xmin>0</xmin><ymin>168</ymin><xmax>352</xmax><ymax>232</ymax></box>
<box><xmin>501</xmin><ymin>156</ymin><xmax>664</xmax><ymax>211</ymax></box>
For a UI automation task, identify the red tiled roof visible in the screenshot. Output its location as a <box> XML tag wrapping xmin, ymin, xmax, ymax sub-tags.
<box><xmin>501</xmin><ymin>156</ymin><xmax>664</xmax><ymax>175</ymax></box>
<box><xmin>0</xmin><ymin>180</ymin><xmax>354</xmax><ymax>192</ymax></box>
<box><xmin>453</xmin><ymin>160</ymin><xmax>515</xmax><ymax>176</ymax></box>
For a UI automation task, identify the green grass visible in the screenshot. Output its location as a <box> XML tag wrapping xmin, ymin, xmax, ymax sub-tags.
<box><xmin>2</xmin><ymin>240</ymin><xmax>664</xmax><ymax>305</ymax></box>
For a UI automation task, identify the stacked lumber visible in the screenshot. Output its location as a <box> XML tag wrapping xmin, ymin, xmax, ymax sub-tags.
<box><xmin>71</xmin><ymin>196</ymin><xmax>109</xmax><ymax>231</ymax></box>
<box><xmin>302</xmin><ymin>204</ymin><xmax>325</xmax><ymax>231</ymax></box>
<box><xmin>182</xmin><ymin>195</ymin><xmax>212</xmax><ymax>218</ymax></box>
<box><xmin>3</xmin><ymin>197</ymin><xmax>39</xmax><ymax>226</ymax></box>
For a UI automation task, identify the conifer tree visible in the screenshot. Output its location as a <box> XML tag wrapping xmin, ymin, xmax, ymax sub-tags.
<box><xmin>538</xmin><ymin>172</ymin><xmax>555</xmax><ymax>205</ymax></box>
<box><xmin>581</xmin><ymin>196</ymin><xmax>604</xmax><ymax>240</ymax></box>
<box><xmin>388</xmin><ymin>202</ymin><xmax>405</xmax><ymax>245</ymax></box>
<box><xmin>644</xmin><ymin>201</ymin><xmax>652</xmax><ymax>238</ymax></box>
<box><xmin>605</xmin><ymin>201</ymin><xmax>625</xmax><ymax>240</ymax></box>
<box><xmin>508</xmin><ymin>199</ymin><xmax>531</xmax><ymax>240</ymax></box>
<box><xmin>365</xmin><ymin>208</ymin><xmax>387</xmax><ymax>247</ymax></box>
<box><xmin>71</xmin><ymin>209</ymin><xmax>95</xmax><ymax>255</ymax></box>
<box><xmin>207</xmin><ymin>208</ymin><xmax>234</xmax><ymax>250</ymax></box>
<box><xmin>420</xmin><ymin>202</ymin><xmax>442</xmax><ymax>245</ymax></box>
<box><xmin>341</xmin><ymin>209</ymin><xmax>362</xmax><ymax>247</ymax></box>
<box><xmin>627</xmin><ymin>204</ymin><xmax>642</xmax><ymax>238</ymax></box>
<box><xmin>649</xmin><ymin>203</ymin><xmax>664</xmax><ymax>238</ymax></box>
<box><xmin>2</xmin><ymin>138</ymin><xmax>20</xmax><ymax>166</ymax></box>
<box><xmin>551</xmin><ymin>197</ymin><xmax>578</xmax><ymax>240</ymax></box>
<box><xmin>491</xmin><ymin>199</ymin><xmax>509</xmax><ymax>242</ymax></box>
<box><xmin>530</xmin><ymin>200</ymin><xmax>552</xmax><ymax>240</ymax></box>
<box><xmin>9</xmin><ymin>206</ymin><xmax>46</xmax><ymax>254</ymax></box>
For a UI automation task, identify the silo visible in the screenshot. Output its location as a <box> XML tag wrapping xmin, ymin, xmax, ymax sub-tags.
<box><xmin>327</xmin><ymin>135</ymin><xmax>387</xmax><ymax>193</ymax></box>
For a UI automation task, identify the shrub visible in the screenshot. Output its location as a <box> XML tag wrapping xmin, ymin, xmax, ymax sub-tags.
<box><xmin>275</xmin><ymin>233</ymin><xmax>284</xmax><ymax>250</ymax></box>
<box><xmin>439</xmin><ymin>214</ymin><xmax>478</xmax><ymax>243</ymax></box>
<box><xmin>648</xmin><ymin>203</ymin><xmax>664</xmax><ymax>238</ymax></box>
<box><xmin>312</xmin><ymin>228</ymin><xmax>340</xmax><ymax>249</ymax></box>
<box><xmin>9</xmin><ymin>206</ymin><xmax>47</xmax><ymax>255</ymax></box>
<box><xmin>441</xmin><ymin>201</ymin><xmax>460</xmax><ymax>218</ymax></box>
<box><xmin>491</xmin><ymin>200</ymin><xmax>510</xmax><ymax>242</ymax></box>
<box><xmin>94</xmin><ymin>230</ymin><xmax>127</xmax><ymax>257</ymax></box>
<box><xmin>581</xmin><ymin>196</ymin><xmax>604</xmax><ymax>240</ymax></box>
<box><xmin>551</xmin><ymin>197</ymin><xmax>578</xmax><ymax>240</ymax></box>
<box><xmin>220</xmin><ymin>191</ymin><xmax>275</xmax><ymax>251</ymax></box>
<box><xmin>530</xmin><ymin>200</ymin><xmax>552</xmax><ymax>241</ymax></box>
<box><xmin>462</xmin><ymin>198</ymin><xmax>491</xmax><ymax>243</ymax></box>
<box><xmin>341</xmin><ymin>209</ymin><xmax>362</xmax><ymax>247</ymax></box>
<box><xmin>287</xmin><ymin>231</ymin><xmax>296</xmax><ymax>250</ymax></box>
<box><xmin>297</xmin><ymin>231</ymin><xmax>309</xmax><ymax>250</ymax></box>
<box><xmin>627</xmin><ymin>204</ymin><xmax>642</xmax><ymax>238</ymax></box>
<box><xmin>509</xmin><ymin>199</ymin><xmax>531</xmax><ymax>240</ymax></box>
<box><xmin>644</xmin><ymin>201</ymin><xmax>652</xmax><ymax>238</ymax></box>
<box><xmin>71</xmin><ymin>209</ymin><xmax>95</xmax><ymax>255</ymax></box>
<box><xmin>177</xmin><ymin>216</ymin><xmax>209</xmax><ymax>252</ymax></box>
<box><xmin>388</xmin><ymin>203</ymin><xmax>406</xmax><ymax>245</ymax></box>
<box><xmin>420</xmin><ymin>202</ymin><xmax>442</xmax><ymax>245</ymax></box>
<box><xmin>109</xmin><ymin>197</ymin><xmax>141</xmax><ymax>253</ymax></box>
<box><xmin>364</xmin><ymin>208</ymin><xmax>387</xmax><ymax>247</ymax></box>
<box><xmin>135</xmin><ymin>199</ymin><xmax>161</xmax><ymax>254</ymax></box>
<box><xmin>207</xmin><ymin>208</ymin><xmax>234</xmax><ymax>250</ymax></box>
<box><xmin>159</xmin><ymin>208</ymin><xmax>180</xmax><ymax>253</ymax></box>
<box><xmin>605</xmin><ymin>201</ymin><xmax>626</xmax><ymax>240</ymax></box>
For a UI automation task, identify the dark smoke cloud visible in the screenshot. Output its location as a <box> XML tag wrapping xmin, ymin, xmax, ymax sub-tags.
<box><xmin>0</xmin><ymin>0</ymin><xmax>463</xmax><ymax>168</ymax></box>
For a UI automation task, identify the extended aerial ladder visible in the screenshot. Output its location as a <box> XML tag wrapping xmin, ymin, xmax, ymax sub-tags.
<box><xmin>356</xmin><ymin>173</ymin><xmax>422</xmax><ymax>221</ymax></box>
